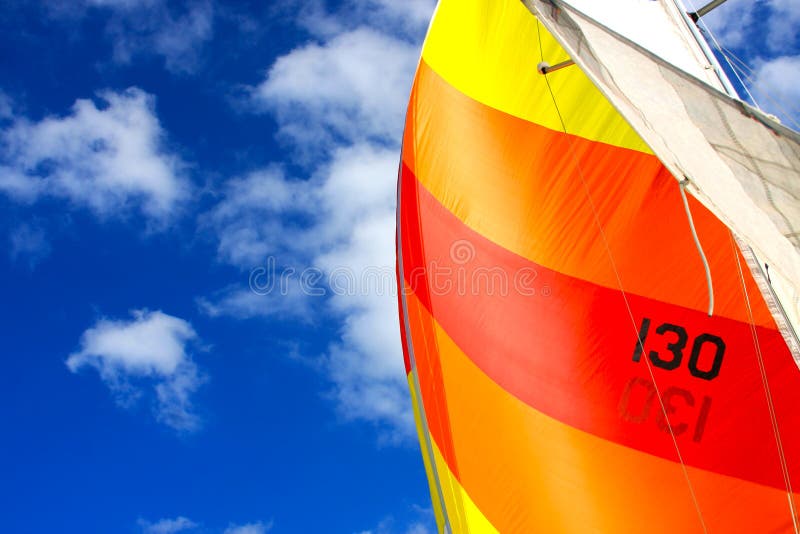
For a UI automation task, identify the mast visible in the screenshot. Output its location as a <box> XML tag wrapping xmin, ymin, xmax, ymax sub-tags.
<box><xmin>662</xmin><ymin>0</ymin><xmax>738</xmax><ymax>96</ymax></box>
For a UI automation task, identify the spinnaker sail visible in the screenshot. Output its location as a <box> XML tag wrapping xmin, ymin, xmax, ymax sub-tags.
<box><xmin>396</xmin><ymin>0</ymin><xmax>800</xmax><ymax>532</ymax></box>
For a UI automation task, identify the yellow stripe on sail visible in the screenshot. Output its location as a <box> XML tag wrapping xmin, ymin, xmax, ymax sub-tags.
<box><xmin>408</xmin><ymin>372</ymin><xmax>499</xmax><ymax>533</ymax></box>
<box><xmin>421</xmin><ymin>0</ymin><xmax>652</xmax><ymax>154</ymax></box>
<box><xmin>408</xmin><ymin>371</ymin><xmax>447</xmax><ymax>533</ymax></box>
<box><xmin>430</xmin><ymin>439</ymin><xmax>500</xmax><ymax>534</ymax></box>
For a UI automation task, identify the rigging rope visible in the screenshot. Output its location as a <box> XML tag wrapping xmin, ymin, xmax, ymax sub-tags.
<box><xmin>683</xmin><ymin>0</ymin><xmax>800</xmax><ymax>130</ymax></box>
<box><xmin>680</xmin><ymin>0</ymin><xmax>760</xmax><ymax>106</ymax></box>
<box><xmin>679</xmin><ymin>179</ymin><xmax>714</xmax><ymax>316</ymax></box>
<box><xmin>713</xmin><ymin>42</ymin><xmax>800</xmax><ymax>131</ymax></box>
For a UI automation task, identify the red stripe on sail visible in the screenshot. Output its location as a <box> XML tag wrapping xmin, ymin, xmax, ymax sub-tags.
<box><xmin>399</xmin><ymin>162</ymin><xmax>800</xmax><ymax>492</ymax></box>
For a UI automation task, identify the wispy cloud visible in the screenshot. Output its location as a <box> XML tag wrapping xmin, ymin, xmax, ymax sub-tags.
<box><xmin>223</xmin><ymin>521</ymin><xmax>273</xmax><ymax>534</ymax></box>
<box><xmin>49</xmin><ymin>0</ymin><xmax>214</xmax><ymax>74</ymax></box>
<box><xmin>136</xmin><ymin>517</ymin><xmax>272</xmax><ymax>534</ymax></box>
<box><xmin>103</xmin><ymin>0</ymin><xmax>214</xmax><ymax>74</ymax></box>
<box><xmin>8</xmin><ymin>222</ymin><xmax>51</xmax><ymax>268</ymax></box>
<box><xmin>203</xmin><ymin>167</ymin><xmax>313</xmax><ymax>268</ymax></box>
<box><xmin>702</xmin><ymin>0</ymin><xmax>800</xmax><ymax>54</ymax></box>
<box><xmin>296</xmin><ymin>0</ymin><xmax>435</xmax><ymax>41</ymax></box>
<box><xmin>0</xmin><ymin>88</ymin><xmax>188</xmax><ymax>222</ymax></box>
<box><xmin>138</xmin><ymin>516</ymin><xmax>198</xmax><ymax>534</ymax></box>
<box><xmin>198</xmin><ymin>282</ymin><xmax>313</xmax><ymax>321</ymax></box>
<box><xmin>67</xmin><ymin>310</ymin><xmax>205</xmax><ymax>431</ymax></box>
<box><xmin>763</xmin><ymin>0</ymin><xmax>800</xmax><ymax>53</ymax></box>
<box><xmin>701</xmin><ymin>0</ymin><xmax>757</xmax><ymax>50</ymax></box>
<box><xmin>751</xmin><ymin>55</ymin><xmax>800</xmax><ymax>126</ymax></box>
<box><xmin>701</xmin><ymin>0</ymin><xmax>800</xmax><ymax>124</ymax></box>
<box><xmin>0</xmin><ymin>90</ymin><xmax>12</xmax><ymax>121</ymax></box>
<box><xmin>355</xmin><ymin>506</ymin><xmax>435</xmax><ymax>534</ymax></box>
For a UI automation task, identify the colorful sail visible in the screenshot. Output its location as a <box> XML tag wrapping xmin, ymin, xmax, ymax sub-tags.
<box><xmin>529</xmin><ymin>0</ymin><xmax>800</xmax><ymax>362</ymax></box>
<box><xmin>397</xmin><ymin>1</ymin><xmax>800</xmax><ymax>532</ymax></box>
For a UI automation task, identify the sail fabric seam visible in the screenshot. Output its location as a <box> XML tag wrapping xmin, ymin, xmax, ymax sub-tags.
<box><xmin>738</xmin><ymin>242</ymin><xmax>800</xmax><ymax>359</ymax></box>
<box><xmin>536</xmin><ymin>18</ymin><xmax>709</xmax><ymax>532</ymax></box>
<box><xmin>729</xmin><ymin>232</ymin><xmax>800</xmax><ymax>531</ymax></box>
<box><xmin>709</xmin><ymin>97</ymin><xmax>799</xmax><ymax>248</ymax></box>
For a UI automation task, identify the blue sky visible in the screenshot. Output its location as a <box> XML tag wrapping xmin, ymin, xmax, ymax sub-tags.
<box><xmin>0</xmin><ymin>1</ymin><xmax>797</xmax><ymax>533</ymax></box>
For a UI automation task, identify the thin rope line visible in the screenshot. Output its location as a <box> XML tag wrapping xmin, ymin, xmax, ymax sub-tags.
<box><xmin>536</xmin><ymin>20</ymin><xmax>708</xmax><ymax>533</ymax></box>
<box><xmin>690</xmin><ymin>0</ymin><xmax>800</xmax><ymax>129</ymax></box>
<box><xmin>728</xmin><ymin>232</ymin><xmax>799</xmax><ymax>533</ymax></box>
<box><xmin>715</xmin><ymin>45</ymin><xmax>800</xmax><ymax>131</ymax></box>
<box><xmin>681</xmin><ymin>0</ymin><xmax>759</xmax><ymax>106</ymax></box>
<box><xmin>699</xmin><ymin>24</ymin><xmax>759</xmax><ymax>106</ymax></box>
<box><xmin>679</xmin><ymin>180</ymin><xmax>714</xmax><ymax>316</ymax></box>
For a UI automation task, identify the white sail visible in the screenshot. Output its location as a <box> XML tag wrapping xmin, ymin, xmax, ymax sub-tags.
<box><xmin>524</xmin><ymin>0</ymin><xmax>800</xmax><ymax>361</ymax></box>
<box><xmin>562</xmin><ymin>0</ymin><xmax>729</xmax><ymax>90</ymax></box>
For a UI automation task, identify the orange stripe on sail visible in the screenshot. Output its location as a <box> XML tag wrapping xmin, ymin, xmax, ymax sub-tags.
<box><xmin>399</xmin><ymin>162</ymin><xmax>800</xmax><ymax>492</ymax></box>
<box><xmin>405</xmin><ymin>286</ymin><xmax>800</xmax><ymax>533</ymax></box>
<box><xmin>402</xmin><ymin>59</ymin><xmax>774</xmax><ymax>327</ymax></box>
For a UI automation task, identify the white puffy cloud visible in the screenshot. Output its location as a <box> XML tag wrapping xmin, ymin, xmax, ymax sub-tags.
<box><xmin>0</xmin><ymin>88</ymin><xmax>187</xmax><ymax>221</ymax></box>
<box><xmin>751</xmin><ymin>55</ymin><xmax>800</xmax><ymax>126</ymax></box>
<box><xmin>223</xmin><ymin>521</ymin><xmax>273</xmax><ymax>534</ymax></box>
<box><xmin>204</xmin><ymin>167</ymin><xmax>313</xmax><ymax>267</ymax></box>
<box><xmin>250</xmin><ymin>27</ymin><xmax>419</xmax><ymax>150</ymax></box>
<box><xmin>67</xmin><ymin>310</ymin><xmax>204</xmax><ymax>431</ymax></box>
<box><xmin>204</xmin><ymin>143</ymin><xmax>411</xmax><ymax>437</ymax></box>
<box><xmin>138</xmin><ymin>516</ymin><xmax>198</xmax><ymax>534</ymax></box>
<box><xmin>206</xmin><ymin>0</ymin><xmax>434</xmax><ymax>439</ymax></box>
<box><xmin>764</xmin><ymin>0</ymin><xmax>800</xmax><ymax>52</ymax></box>
<box><xmin>701</xmin><ymin>0</ymin><xmax>799</xmax><ymax>52</ymax></box>
<box><xmin>314</xmin><ymin>160</ymin><xmax>408</xmax><ymax>434</ymax></box>
<box><xmin>699</xmin><ymin>0</ymin><xmax>799</xmax><ymax>124</ymax></box>
<box><xmin>701</xmin><ymin>0</ymin><xmax>757</xmax><ymax>49</ymax></box>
